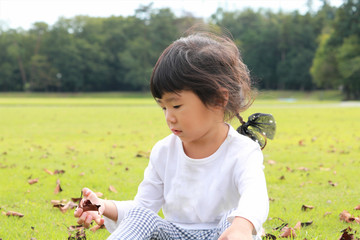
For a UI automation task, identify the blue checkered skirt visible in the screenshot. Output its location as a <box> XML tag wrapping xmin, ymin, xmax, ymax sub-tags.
<box><xmin>106</xmin><ymin>207</ymin><xmax>232</xmax><ymax>240</ymax></box>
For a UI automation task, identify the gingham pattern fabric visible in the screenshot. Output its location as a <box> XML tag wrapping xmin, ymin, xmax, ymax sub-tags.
<box><xmin>106</xmin><ymin>207</ymin><xmax>232</xmax><ymax>240</ymax></box>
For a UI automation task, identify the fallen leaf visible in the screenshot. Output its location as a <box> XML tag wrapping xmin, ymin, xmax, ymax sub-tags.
<box><xmin>279</xmin><ymin>175</ymin><xmax>285</xmax><ymax>180</ymax></box>
<box><xmin>59</xmin><ymin>201</ymin><xmax>77</xmax><ymax>213</ymax></box>
<box><xmin>71</xmin><ymin>198</ymin><xmax>82</xmax><ymax>203</ymax></box>
<box><xmin>53</xmin><ymin>169</ymin><xmax>65</xmax><ymax>174</ymax></box>
<box><xmin>302</xmin><ymin>205</ymin><xmax>315</xmax><ymax>211</ymax></box>
<box><xmin>43</xmin><ymin>168</ymin><xmax>53</xmax><ymax>175</ymax></box>
<box><xmin>6</xmin><ymin>211</ymin><xmax>24</xmax><ymax>217</ymax></box>
<box><xmin>95</xmin><ymin>192</ymin><xmax>104</xmax><ymax>198</ymax></box>
<box><xmin>51</xmin><ymin>199</ymin><xmax>66</xmax><ymax>205</ymax></box>
<box><xmin>301</xmin><ymin>221</ymin><xmax>313</xmax><ymax>227</ymax></box>
<box><xmin>324</xmin><ymin>212</ymin><xmax>332</xmax><ymax>216</ymax></box>
<box><xmin>267</xmin><ymin>160</ymin><xmax>276</xmax><ymax>165</ymax></box>
<box><xmin>298</xmin><ymin>167</ymin><xmax>309</xmax><ymax>171</ymax></box>
<box><xmin>339</xmin><ymin>210</ymin><xmax>356</xmax><ymax>223</ymax></box>
<box><xmin>338</xmin><ymin>227</ymin><xmax>355</xmax><ymax>240</ymax></box>
<box><xmin>28</xmin><ymin>178</ymin><xmax>38</xmax><ymax>185</ymax></box>
<box><xmin>273</xmin><ymin>223</ymin><xmax>288</xmax><ymax>231</ymax></box>
<box><xmin>328</xmin><ymin>180</ymin><xmax>338</xmax><ymax>187</ymax></box>
<box><xmin>294</xmin><ymin>221</ymin><xmax>302</xmax><ymax>230</ymax></box>
<box><xmin>263</xmin><ymin>233</ymin><xmax>277</xmax><ymax>240</ymax></box>
<box><xmin>109</xmin><ymin>185</ymin><xmax>118</xmax><ymax>193</ymax></box>
<box><xmin>90</xmin><ymin>224</ymin><xmax>105</xmax><ymax>232</ymax></box>
<box><xmin>67</xmin><ymin>225</ymin><xmax>86</xmax><ymax>240</ymax></box>
<box><xmin>54</xmin><ymin>179</ymin><xmax>62</xmax><ymax>194</ymax></box>
<box><xmin>298</xmin><ymin>140</ymin><xmax>305</xmax><ymax>146</ymax></box>
<box><xmin>67</xmin><ymin>225</ymin><xmax>84</xmax><ymax>232</ymax></box>
<box><xmin>135</xmin><ymin>150</ymin><xmax>150</xmax><ymax>158</ymax></box>
<box><xmin>279</xmin><ymin>227</ymin><xmax>296</xmax><ymax>238</ymax></box>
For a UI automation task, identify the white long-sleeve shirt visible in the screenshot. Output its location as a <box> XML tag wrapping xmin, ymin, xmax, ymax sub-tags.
<box><xmin>104</xmin><ymin>125</ymin><xmax>269</xmax><ymax>238</ymax></box>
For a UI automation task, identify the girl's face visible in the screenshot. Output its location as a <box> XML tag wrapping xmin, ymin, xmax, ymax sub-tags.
<box><xmin>156</xmin><ymin>90</ymin><xmax>226</xmax><ymax>150</ymax></box>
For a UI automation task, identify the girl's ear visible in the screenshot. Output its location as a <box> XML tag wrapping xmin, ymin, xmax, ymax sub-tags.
<box><xmin>219</xmin><ymin>88</ymin><xmax>229</xmax><ymax>108</ymax></box>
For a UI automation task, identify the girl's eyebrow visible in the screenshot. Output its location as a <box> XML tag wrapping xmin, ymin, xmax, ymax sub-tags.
<box><xmin>156</xmin><ymin>96</ymin><xmax>180</xmax><ymax>104</ymax></box>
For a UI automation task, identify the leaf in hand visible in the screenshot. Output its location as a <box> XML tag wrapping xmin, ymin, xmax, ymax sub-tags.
<box><xmin>79</xmin><ymin>199</ymin><xmax>101</xmax><ymax>215</ymax></box>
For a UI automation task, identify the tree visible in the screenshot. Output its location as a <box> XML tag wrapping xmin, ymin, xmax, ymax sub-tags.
<box><xmin>336</xmin><ymin>35</ymin><xmax>360</xmax><ymax>99</ymax></box>
<box><xmin>311</xmin><ymin>0</ymin><xmax>360</xmax><ymax>99</ymax></box>
<box><xmin>310</xmin><ymin>32</ymin><xmax>341</xmax><ymax>89</ymax></box>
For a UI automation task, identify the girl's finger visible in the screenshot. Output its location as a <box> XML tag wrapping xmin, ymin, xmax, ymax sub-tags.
<box><xmin>74</xmin><ymin>207</ymin><xmax>83</xmax><ymax>218</ymax></box>
<box><xmin>83</xmin><ymin>214</ymin><xmax>93</xmax><ymax>228</ymax></box>
<box><xmin>82</xmin><ymin>188</ymin><xmax>91</xmax><ymax>197</ymax></box>
<box><xmin>77</xmin><ymin>211</ymin><xmax>88</xmax><ymax>225</ymax></box>
<box><xmin>94</xmin><ymin>216</ymin><xmax>105</xmax><ymax>226</ymax></box>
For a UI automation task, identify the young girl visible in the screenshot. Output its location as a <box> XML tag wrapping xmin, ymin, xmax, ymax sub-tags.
<box><xmin>75</xmin><ymin>31</ymin><xmax>272</xmax><ymax>240</ymax></box>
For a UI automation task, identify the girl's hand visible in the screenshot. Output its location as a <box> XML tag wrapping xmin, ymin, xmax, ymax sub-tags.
<box><xmin>218</xmin><ymin>217</ymin><xmax>253</xmax><ymax>240</ymax></box>
<box><xmin>74</xmin><ymin>188</ymin><xmax>105</xmax><ymax>228</ymax></box>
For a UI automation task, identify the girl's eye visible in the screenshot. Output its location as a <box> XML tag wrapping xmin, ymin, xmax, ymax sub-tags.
<box><xmin>173</xmin><ymin>105</ymin><xmax>181</xmax><ymax>109</ymax></box>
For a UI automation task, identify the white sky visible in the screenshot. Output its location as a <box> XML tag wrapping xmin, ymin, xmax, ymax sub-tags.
<box><xmin>0</xmin><ymin>0</ymin><xmax>344</xmax><ymax>30</ymax></box>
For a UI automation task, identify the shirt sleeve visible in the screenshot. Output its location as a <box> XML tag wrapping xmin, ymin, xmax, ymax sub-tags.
<box><xmin>103</xmin><ymin>200</ymin><xmax>137</xmax><ymax>233</ymax></box>
<box><xmin>104</xmin><ymin>144</ymin><xmax>165</xmax><ymax>233</ymax></box>
<box><xmin>227</xmin><ymin>145</ymin><xmax>269</xmax><ymax>236</ymax></box>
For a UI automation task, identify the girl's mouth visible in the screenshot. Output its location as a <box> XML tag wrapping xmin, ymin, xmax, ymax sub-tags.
<box><xmin>171</xmin><ymin>129</ymin><xmax>182</xmax><ymax>135</ymax></box>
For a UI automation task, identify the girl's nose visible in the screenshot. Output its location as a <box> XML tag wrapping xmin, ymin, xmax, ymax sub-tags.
<box><xmin>165</xmin><ymin>110</ymin><xmax>176</xmax><ymax>124</ymax></box>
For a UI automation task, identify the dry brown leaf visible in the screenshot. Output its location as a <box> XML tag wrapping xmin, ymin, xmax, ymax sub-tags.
<box><xmin>54</xmin><ymin>179</ymin><xmax>62</xmax><ymax>194</ymax></box>
<box><xmin>279</xmin><ymin>227</ymin><xmax>296</xmax><ymax>238</ymax></box>
<box><xmin>79</xmin><ymin>199</ymin><xmax>101</xmax><ymax>214</ymax></box>
<box><xmin>338</xmin><ymin>227</ymin><xmax>355</xmax><ymax>240</ymax></box>
<box><xmin>298</xmin><ymin>167</ymin><xmax>309</xmax><ymax>171</ymax></box>
<box><xmin>328</xmin><ymin>180</ymin><xmax>338</xmax><ymax>187</ymax></box>
<box><xmin>53</xmin><ymin>169</ymin><xmax>65</xmax><ymax>174</ymax></box>
<box><xmin>95</xmin><ymin>192</ymin><xmax>104</xmax><ymax>198</ymax></box>
<box><xmin>135</xmin><ymin>150</ymin><xmax>150</xmax><ymax>158</ymax></box>
<box><xmin>28</xmin><ymin>178</ymin><xmax>38</xmax><ymax>185</ymax></box>
<box><xmin>294</xmin><ymin>221</ymin><xmax>302</xmax><ymax>230</ymax></box>
<box><xmin>71</xmin><ymin>197</ymin><xmax>82</xmax><ymax>203</ymax></box>
<box><xmin>90</xmin><ymin>224</ymin><xmax>105</xmax><ymax>232</ymax></box>
<box><xmin>44</xmin><ymin>168</ymin><xmax>54</xmax><ymax>175</ymax></box>
<box><xmin>301</xmin><ymin>205</ymin><xmax>315</xmax><ymax>211</ymax></box>
<box><xmin>267</xmin><ymin>160</ymin><xmax>276</xmax><ymax>165</ymax></box>
<box><xmin>68</xmin><ymin>225</ymin><xmax>84</xmax><ymax>232</ymax></box>
<box><xmin>324</xmin><ymin>212</ymin><xmax>332</xmax><ymax>216</ymax></box>
<box><xmin>263</xmin><ymin>233</ymin><xmax>277</xmax><ymax>240</ymax></box>
<box><xmin>301</xmin><ymin>221</ymin><xmax>313</xmax><ymax>227</ymax></box>
<box><xmin>339</xmin><ymin>210</ymin><xmax>355</xmax><ymax>223</ymax></box>
<box><xmin>6</xmin><ymin>211</ymin><xmax>24</xmax><ymax>217</ymax></box>
<box><xmin>59</xmin><ymin>201</ymin><xmax>77</xmax><ymax>213</ymax></box>
<box><xmin>109</xmin><ymin>185</ymin><xmax>118</xmax><ymax>193</ymax></box>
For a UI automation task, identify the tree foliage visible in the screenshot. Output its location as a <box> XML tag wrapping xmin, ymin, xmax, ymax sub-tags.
<box><xmin>0</xmin><ymin>2</ymin><xmax>359</xmax><ymax>99</ymax></box>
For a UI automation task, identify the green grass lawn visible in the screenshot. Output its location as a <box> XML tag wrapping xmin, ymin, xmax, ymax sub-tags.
<box><xmin>0</xmin><ymin>91</ymin><xmax>359</xmax><ymax>239</ymax></box>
